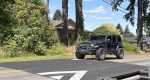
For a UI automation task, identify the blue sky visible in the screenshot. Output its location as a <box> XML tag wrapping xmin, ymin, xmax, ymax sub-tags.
<box><xmin>48</xmin><ymin>0</ymin><xmax>138</xmax><ymax>35</ymax></box>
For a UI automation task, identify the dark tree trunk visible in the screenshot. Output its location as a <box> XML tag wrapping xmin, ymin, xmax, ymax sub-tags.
<box><xmin>137</xmin><ymin>0</ymin><xmax>143</xmax><ymax>50</ymax></box>
<box><xmin>62</xmin><ymin>0</ymin><xmax>68</xmax><ymax>46</ymax></box>
<box><xmin>47</xmin><ymin>0</ymin><xmax>50</xmax><ymax>21</ymax></box>
<box><xmin>75</xmin><ymin>0</ymin><xmax>84</xmax><ymax>41</ymax></box>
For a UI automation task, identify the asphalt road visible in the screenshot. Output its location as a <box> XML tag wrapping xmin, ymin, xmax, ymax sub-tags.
<box><xmin>0</xmin><ymin>59</ymin><xmax>146</xmax><ymax>80</ymax></box>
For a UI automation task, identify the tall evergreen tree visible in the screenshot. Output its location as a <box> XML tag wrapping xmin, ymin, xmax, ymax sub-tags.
<box><xmin>75</xmin><ymin>0</ymin><xmax>84</xmax><ymax>40</ymax></box>
<box><xmin>124</xmin><ymin>25</ymin><xmax>130</xmax><ymax>35</ymax></box>
<box><xmin>116</xmin><ymin>24</ymin><xmax>123</xmax><ymax>35</ymax></box>
<box><xmin>0</xmin><ymin>0</ymin><xmax>15</xmax><ymax>44</ymax></box>
<box><xmin>111</xmin><ymin>0</ymin><xmax>150</xmax><ymax>49</ymax></box>
<box><xmin>62</xmin><ymin>0</ymin><xmax>69</xmax><ymax>46</ymax></box>
<box><xmin>53</xmin><ymin>9</ymin><xmax>62</xmax><ymax>20</ymax></box>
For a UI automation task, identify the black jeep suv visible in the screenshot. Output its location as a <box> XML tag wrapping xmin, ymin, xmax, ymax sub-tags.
<box><xmin>75</xmin><ymin>34</ymin><xmax>124</xmax><ymax>61</ymax></box>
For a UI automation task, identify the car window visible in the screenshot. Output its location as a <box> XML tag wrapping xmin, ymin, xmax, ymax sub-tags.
<box><xmin>117</xmin><ymin>37</ymin><xmax>121</xmax><ymax>42</ymax></box>
<box><xmin>90</xmin><ymin>35</ymin><xmax>106</xmax><ymax>41</ymax></box>
<box><xmin>107</xmin><ymin>36</ymin><xmax>112</xmax><ymax>42</ymax></box>
<box><xmin>112</xmin><ymin>36</ymin><xmax>117</xmax><ymax>42</ymax></box>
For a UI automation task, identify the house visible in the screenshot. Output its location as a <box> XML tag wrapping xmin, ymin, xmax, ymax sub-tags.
<box><xmin>51</xmin><ymin>19</ymin><xmax>92</xmax><ymax>41</ymax></box>
<box><xmin>125</xmin><ymin>37</ymin><xmax>150</xmax><ymax>49</ymax></box>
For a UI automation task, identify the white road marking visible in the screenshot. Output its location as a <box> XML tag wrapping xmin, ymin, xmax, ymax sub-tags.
<box><xmin>51</xmin><ymin>75</ymin><xmax>64</xmax><ymax>80</ymax></box>
<box><xmin>122</xmin><ymin>75</ymin><xmax>140</xmax><ymax>80</ymax></box>
<box><xmin>37</xmin><ymin>70</ymin><xmax>87</xmax><ymax>80</ymax></box>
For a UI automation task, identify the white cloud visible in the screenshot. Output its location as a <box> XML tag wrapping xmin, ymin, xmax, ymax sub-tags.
<box><xmin>84</xmin><ymin>6</ymin><xmax>106</xmax><ymax>14</ymax></box>
<box><xmin>83</xmin><ymin>0</ymin><xmax>95</xmax><ymax>2</ymax></box>
<box><xmin>91</xmin><ymin>16</ymin><xmax>112</xmax><ymax>20</ymax></box>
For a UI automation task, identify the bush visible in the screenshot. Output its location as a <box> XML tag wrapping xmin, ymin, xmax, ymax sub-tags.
<box><xmin>123</xmin><ymin>41</ymin><xmax>140</xmax><ymax>53</ymax></box>
<box><xmin>4</xmin><ymin>40</ymin><xmax>20</xmax><ymax>57</ymax></box>
<box><xmin>46</xmin><ymin>43</ymin><xmax>65</xmax><ymax>55</ymax></box>
<box><xmin>34</xmin><ymin>41</ymin><xmax>47</xmax><ymax>55</ymax></box>
<box><xmin>2</xmin><ymin>0</ymin><xmax>59</xmax><ymax>57</ymax></box>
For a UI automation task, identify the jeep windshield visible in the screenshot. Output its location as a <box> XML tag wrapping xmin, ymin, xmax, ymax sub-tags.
<box><xmin>90</xmin><ymin>35</ymin><xmax>106</xmax><ymax>42</ymax></box>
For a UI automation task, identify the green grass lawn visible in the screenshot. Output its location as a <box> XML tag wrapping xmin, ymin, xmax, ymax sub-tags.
<box><xmin>0</xmin><ymin>53</ymin><xmax>75</xmax><ymax>63</ymax></box>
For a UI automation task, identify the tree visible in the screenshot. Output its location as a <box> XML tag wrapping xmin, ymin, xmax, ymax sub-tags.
<box><xmin>47</xmin><ymin>0</ymin><xmax>50</xmax><ymax>21</ymax></box>
<box><xmin>3</xmin><ymin>0</ymin><xmax>58</xmax><ymax>56</ymax></box>
<box><xmin>0</xmin><ymin>0</ymin><xmax>15</xmax><ymax>44</ymax></box>
<box><xmin>124</xmin><ymin>25</ymin><xmax>134</xmax><ymax>37</ymax></box>
<box><xmin>143</xmin><ymin>5</ymin><xmax>150</xmax><ymax>36</ymax></box>
<box><xmin>53</xmin><ymin>10</ymin><xmax>62</xmax><ymax>20</ymax></box>
<box><xmin>116</xmin><ymin>24</ymin><xmax>123</xmax><ymax>35</ymax></box>
<box><xmin>62</xmin><ymin>0</ymin><xmax>69</xmax><ymax>46</ymax></box>
<box><xmin>75</xmin><ymin>0</ymin><xmax>84</xmax><ymax>40</ymax></box>
<box><xmin>93</xmin><ymin>23</ymin><xmax>121</xmax><ymax>35</ymax></box>
<box><xmin>111</xmin><ymin>0</ymin><xmax>150</xmax><ymax>50</ymax></box>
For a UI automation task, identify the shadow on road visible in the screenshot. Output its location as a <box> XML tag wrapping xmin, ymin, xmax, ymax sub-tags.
<box><xmin>84</xmin><ymin>57</ymin><xmax>117</xmax><ymax>61</ymax></box>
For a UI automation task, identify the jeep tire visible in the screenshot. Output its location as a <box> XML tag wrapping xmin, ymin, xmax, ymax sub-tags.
<box><xmin>116</xmin><ymin>48</ymin><xmax>124</xmax><ymax>59</ymax></box>
<box><xmin>76</xmin><ymin>52</ymin><xmax>85</xmax><ymax>59</ymax></box>
<box><xmin>96</xmin><ymin>48</ymin><xmax>106</xmax><ymax>61</ymax></box>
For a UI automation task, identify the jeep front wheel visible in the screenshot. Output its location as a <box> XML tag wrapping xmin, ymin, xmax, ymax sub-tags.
<box><xmin>116</xmin><ymin>48</ymin><xmax>124</xmax><ymax>59</ymax></box>
<box><xmin>76</xmin><ymin>52</ymin><xmax>85</xmax><ymax>59</ymax></box>
<box><xmin>96</xmin><ymin>48</ymin><xmax>106</xmax><ymax>61</ymax></box>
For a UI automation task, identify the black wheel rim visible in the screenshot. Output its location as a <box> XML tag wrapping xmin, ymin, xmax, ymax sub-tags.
<box><xmin>120</xmin><ymin>50</ymin><xmax>124</xmax><ymax>58</ymax></box>
<box><xmin>100</xmin><ymin>50</ymin><xmax>105</xmax><ymax>60</ymax></box>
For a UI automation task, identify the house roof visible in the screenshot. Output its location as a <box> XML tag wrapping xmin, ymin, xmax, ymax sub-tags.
<box><xmin>51</xmin><ymin>19</ymin><xmax>92</xmax><ymax>33</ymax></box>
<box><xmin>50</xmin><ymin>20</ymin><xmax>62</xmax><ymax>26</ymax></box>
<box><xmin>125</xmin><ymin>37</ymin><xmax>150</xmax><ymax>43</ymax></box>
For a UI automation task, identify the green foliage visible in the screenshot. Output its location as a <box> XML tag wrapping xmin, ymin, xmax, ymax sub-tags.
<box><xmin>93</xmin><ymin>23</ymin><xmax>121</xmax><ymax>35</ymax></box>
<box><xmin>47</xmin><ymin>44</ymin><xmax>65</xmax><ymax>55</ymax></box>
<box><xmin>123</xmin><ymin>41</ymin><xmax>140</xmax><ymax>53</ymax></box>
<box><xmin>116</xmin><ymin>23</ymin><xmax>123</xmax><ymax>35</ymax></box>
<box><xmin>0</xmin><ymin>0</ymin><xmax>15</xmax><ymax>44</ymax></box>
<box><xmin>143</xmin><ymin>13</ymin><xmax>150</xmax><ymax>36</ymax></box>
<box><xmin>0</xmin><ymin>0</ymin><xmax>60</xmax><ymax>57</ymax></box>
<box><xmin>4</xmin><ymin>40</ymin><xmax>20</xmax><ymax>57</ymax></box>
<box><xmin>34</xmin><ymin>41</ymin><xmax>47</xmax><ymax>55</ymax></box>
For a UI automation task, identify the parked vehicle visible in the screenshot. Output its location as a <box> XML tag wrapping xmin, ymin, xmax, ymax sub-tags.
<box><xmin>75</xmin><ymin>34</ymin><xmax>124</xmax><ymax>61</ymax></box>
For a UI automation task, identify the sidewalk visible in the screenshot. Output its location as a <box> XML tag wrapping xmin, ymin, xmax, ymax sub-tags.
<box><xmin>0</xmin><ymin>67</ymin><xmax>53</xmax><ymax>80</ymax></box>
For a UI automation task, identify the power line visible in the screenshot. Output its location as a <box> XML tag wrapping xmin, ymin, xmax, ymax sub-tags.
<box><xmin>102</xmin><ymin>0</ymin><xmax>127</xmax><ymax>14</ymax></box>
<box><xmin>102</xmin><ymin>0</ymin><xmax>138</xmax><ymax>19</ymax></box>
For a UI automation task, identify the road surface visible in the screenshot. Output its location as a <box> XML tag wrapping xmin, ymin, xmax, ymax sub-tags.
<box><xmin>0</xmin><ymin>59</ymin><xmax>147</xmax><ymax>80</ymax></box>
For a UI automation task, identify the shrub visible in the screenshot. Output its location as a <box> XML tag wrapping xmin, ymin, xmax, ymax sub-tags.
<box><xmin>34</xmin><ymin>41</ymin><xmax>47</xmax><ymax>55</ymax></box>
<box><xmin>4</xmin><ymin>40</ymin><xmax>20</xmax><ymax>57</ymax></box>
<box><xmin>123</xmin><ymin>41</ymin><xmax>140</xmax><ymax>53</ymax></box>
<box><xmin>46</xmin><ymin>43</ymin><xmax>65</xmax><ymax>55</ymax></box>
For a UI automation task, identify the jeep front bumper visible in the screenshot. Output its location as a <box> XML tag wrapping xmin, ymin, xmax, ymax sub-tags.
<box><xmin>76</xmin><ymin>48</ymin><xmax>97</xmax><ymax>55</ymax></box>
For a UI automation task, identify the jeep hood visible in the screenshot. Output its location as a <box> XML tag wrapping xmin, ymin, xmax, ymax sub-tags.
<box><xmin>81</xmin><ymin>41</ymin><xmax>103</xmax><ymax>44</ymax></box>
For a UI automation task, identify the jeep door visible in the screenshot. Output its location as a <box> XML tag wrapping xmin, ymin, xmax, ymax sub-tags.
<box><xmin>111</xmin><ymin>36</ymin><xmax>118</xmax><ymax>52</ymax></box>
<box><xmin>106</xmin><ymin>36</ymin><xmax>113</xmax><ymax>52</ymax></box>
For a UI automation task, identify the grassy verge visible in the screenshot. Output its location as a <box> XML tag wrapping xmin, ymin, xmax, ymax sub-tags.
<box><xmin>0</xmin><ymin>53</ymin><xmax>75</xmax><ymax>63</ymax></box>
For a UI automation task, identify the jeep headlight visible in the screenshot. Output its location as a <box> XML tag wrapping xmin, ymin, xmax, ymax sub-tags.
<box><xmin>91</xmin><ymin>44</ymin><xmax>99</xmax><ymax>48</ymax></box>
<box><xmin>91</xmin><ymin>44</ymin><xmax>95</xmax><ymax>47</ymax></box>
